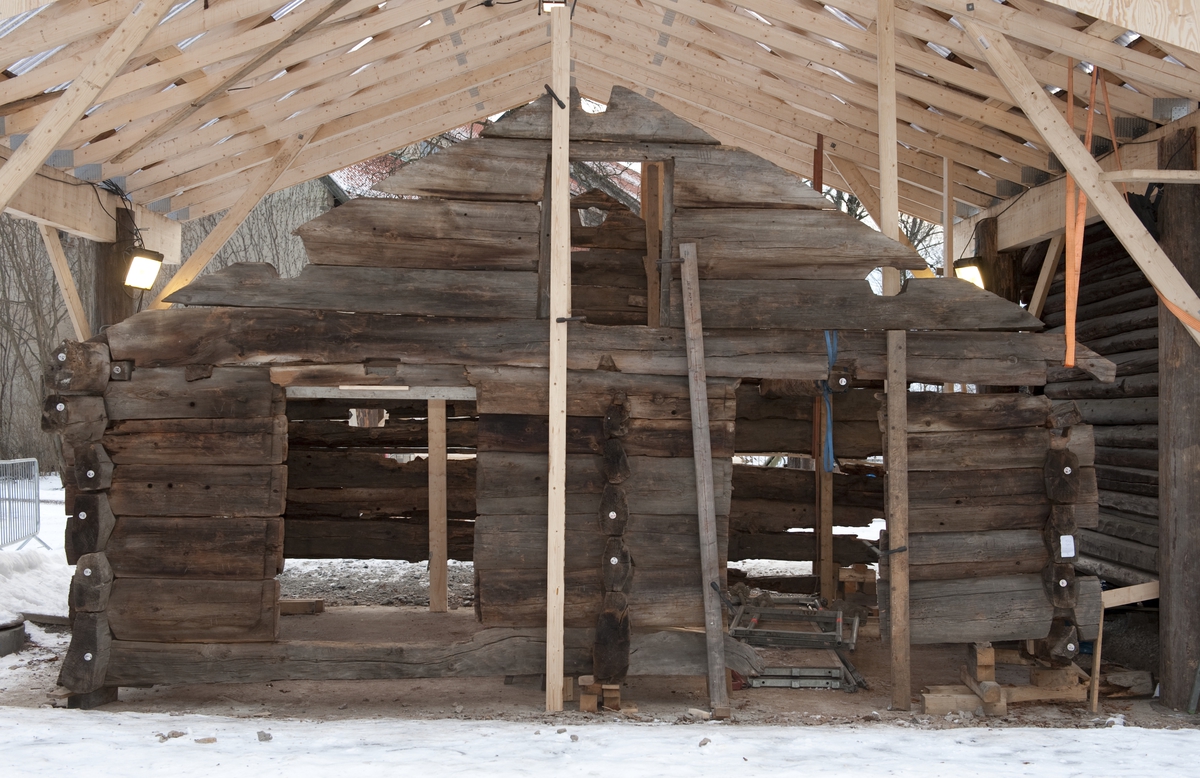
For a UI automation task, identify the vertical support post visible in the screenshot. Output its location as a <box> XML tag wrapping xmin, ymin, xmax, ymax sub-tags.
<box><xmin>94</xmin><ymin>207</ymin><xmax>137</xmax><ymax>329</ymax></box>
<box><xmin>658</xmin><ymin>158</ymin><xmax>675</xmax><ymax>326</ymax></box>
<box><xmin>642</xmin><ymin>162</ymin><xmax>662</xmax><ymax>327</ymax></box>
<box><xmin>877</xmin><ymin>0</ymin><xmax>900</xmax><ymax>295</ymax></box>
<box><xmin>1028</xmin><ymin>234</ymin><xmax>1066</xmax><ymax>320</ymax></box>
<box><xmin>886</xmin><ymin>329</ymin><xmax>910</xmax><ymax>710</ymax></box>
<box><xmin>38</xmin><ymin>224</ymin><xmax>91</xmax><ymax>341</ymax></box>
<box><xmin>545</xmin><ymin>4</ymin><xmax>571</xmax><ymax>714</ymax></box>
<box><xmin>1157</xmin><ymin>128</ymin><xmax>1200</xmax><ymax>710</ymax></box>
<box><xmin>942</xmin><ymin>156</ymin><xmax>955</xmax><ymax>279</ymax></box>
<box><xmin>812</xmin><ymin>133</ymin><xmax>824</xmax><ymax>192</ymax></box>
<box><xmin>537</xmin><ymin>158</ymin><xmax>553</xmax><ymax>320</ymax></box>
<box><xmin>427</xmin><ymin>398</ymin><xmax>448</xmax><ymax>613</ymax></box>
<box><xmin>679</xmin><ymin>242</ymin><xmax>730</xmax><ymax>719</ymax></box>
<box><xmin>814</xmin><ymin>398</ymin><xmax>835</xmax><ymax>601</ymax></box>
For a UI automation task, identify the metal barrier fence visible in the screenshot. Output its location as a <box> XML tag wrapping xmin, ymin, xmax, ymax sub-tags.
<box><xmin>0</xmin><ymin>458</ymin><xmax>45</xmax><ymax>550</ymax></box>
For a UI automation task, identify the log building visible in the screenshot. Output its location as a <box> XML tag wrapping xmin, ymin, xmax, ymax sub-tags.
<box><xmin>4</xmin><ymin>0</ymin><xmax>1198</xmax><ymax>715</ymax></box>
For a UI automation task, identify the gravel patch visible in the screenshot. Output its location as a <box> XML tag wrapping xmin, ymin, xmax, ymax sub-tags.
<box><xmin>279</xmin><ymin>559</ymin><xmax>475</xmax><ymax>609</ymax></box>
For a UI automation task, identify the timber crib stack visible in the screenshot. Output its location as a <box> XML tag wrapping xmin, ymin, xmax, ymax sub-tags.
<box><xmin>39</xmin><ymin>85</ymin><xmax>1122</xmax><ymax>700</ymax></box>
<box><xmin>1038</xmin><ymin>222</ymin><xmax>1160</xmax><ymax>586</ymax></box>
<box><xmin>879</xmin><ymin>392</ymin><xmax>1102</xmax><ymax>652</ymax></box>
<box><xmin>44</xmin><ymin>340</ymin><xmax>286</xmax><ymax>708</ymax></box>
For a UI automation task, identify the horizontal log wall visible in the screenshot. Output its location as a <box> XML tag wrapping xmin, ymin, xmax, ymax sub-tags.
<box><xmin>880</xmin><ymin>392</ymin><xmax>1103</xmax><ymax>645</ymax></box>
<box><xmin>1040</xmin><ymin>222</ymin><xmax>1159</xmax><ymax>585</ymax></box>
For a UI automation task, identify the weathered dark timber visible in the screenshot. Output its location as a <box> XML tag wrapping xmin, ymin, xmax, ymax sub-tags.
<box><xmin>42</xmin><ymin>395</ymin><xmax>106</xmax><ymax>443</ymax></box>
<box><xmin>58</xmin><ymin>611</ymin><xmax>111</xmax><ymax>694</ymax></box>
<box><xmin>103</xmin><ymin>367</ymin><xmax>279</xmax><ymax>421</ymax></box>
<box><xmin>906</xmin><ymin>530</ymin><xmax>1048</xmax><ymax>581</ymax></box>
<box><xmin>107</xmin><ymin>517</ymin><xmax>284</xmax><ymax>578</ymax></box>
<box><xmin>908</xmin><ymin>468</ymin><xmax>1098</xmax><ymax>533</ymax></box>
<box><xmin>374</xmin><ymin>137</ymin><xmax>548</xmax><ymax>201</ymax></box>
<box><xmin>1087</xmin><ymin>327</ymin><xmax>1159</xmax><ymax>356</ymax></box>
<box><xmin>104</xmin><ymin>629</ymin><xmax>767</xmax><ymax>686</ymax></box>
<box><xmin>1042</xmin><ymin>285</ymin><xmax>1158</xmax><ymax>329</ymax></box>
<box><xmin>1093</xmin><ymin>424</ymin><xmax>1158</xmax><ymax>449</ymax></box>
<box><xmin>1046</xmin><ymin>306</ymin><xmax>1159</xmax><ymax>343</ymax></box>
<box><xmin>283</xmin><ymin>517</ymin><xmax>474</xmax><ymax>561</ymax></box>
<box><xmin>285</xmin><ymin>398</ymin><xmax>476</xmax><ymax>421</ymax></box>
<box><xmin>734</xmin><ymin>418</ymin><xmax>882</xmax><ymax>457</ymax></box>
<box><xmin>1097</xmin><ymin>512</ymin><xmax>1159</xmax><ymax>548</ymax></box>
<box><xmin>45</xmin><ymin>340</ymin><xmax>110</xmax><ymax>394</ymax></box>
<box><xmin>1099</xmin><ymin>489</ymin><xmax>1158</xmax><ymax>519</ymax></box>
<box><xmin>1044</xmin><ymin>448</ymin><xmax>1084</xmax><ymax>503</ymax></box>
<box><xmin>602</xmin><ymin>438</ymin><xmax>631</xmax><ymax>484</ymax></box>
<box><xmin>1046</xmin><ymin>349</ymin><xmax>1158</xmax><ymax>384</ymax></box>
<box><xmin>1157</xmin><ymin>127</ymin><xmax>1200</xmax><ymax>708</ymax></box>
<box><xmin>599</xmin><ymin>484</ymin><xmax>629</xmax><ymax>535</ymax></box>
<box><xmin>667</xmin><ymin>278</ymin><xmax>1042</xmax><ymax>331</ymax></box>
<box><xmin>593</xmin><ymin>592</ymin><xmax>631</xmax><ymax>684</ymax></box>
<box><xmin>1044</xmin><ymin>373</ymin><xmax>1159</xmax><ymax>400</ymax></box>
<box><xmin>905</xmin><ymin>426</ymin><xmax>1094</xmax><ymax>471</ymax></box>
<box><xmin>1073</xmin><ymin>555</ymin><xmax>1158</xmax><ymax>586</ymax></box>
<box><xmin>166</xmin><ymin>262</ymin><xmax>540</xmax><ymax>319</ymax></box>
<box><xmin>483</xmin><ymin>86</ymin><xmax>720</xmax><ymax>144</ymax></box>
<box><xmin>103</xmin><ymin>416</ymin><xmax>287</xmax><ymax>465</ymax></box>
<box><xmin>1096</xmin><ymin>447</ymin><xmax>1158</xmax><ymax>470</ymax></box>
<box><xmin>286</xmin><ymin>450</ymin><xmax>474</xmax><ymax>490</ymax></box>
<box><xmin>296</xmin><ymin>198</ymin><xmax>540</xmax><ymax>270</ymax></box>
<box><xmin>65</xmin><ymin>492</ymin><xmax>115</xmax><ymax>565</ymax></box>
<box><xmin>735</xmin><ymin>385</ymin><xmax>880</xmax><ymax>421</ymax></box>
<box><xmin>476</xmin><ymin>413</ymin><xmax>735</xmax><ymax>458</ymax></box>
<box><xmin>904</xmin><ymin>575</ymin><xmax>1055</xmax><ymax>644</ymax></box>
<box><xmin>1043</xmin><ymin>270</ymin><xmax>1154</xmax><ymax>316</ymax></box>
<box><xmin>69</xmin><ymin>552</ymin><xmax>113</xmax><ymax>612</ymax></box>
<box><xmin>108</xmin><ymin>465</ymin><xmax>287</xmax><ymax>517</ymax></box>
<box><xmin>1078</xmin><ymin>529</ymin><xmax>1158</xmax><ymax>573</ymax></box>
<box><xmin>1069</xmin><ymin>398</ymin><xmax>1158</xmax><ymax>425</ymax></box>
<box><xmin>905</xmin><ymin>392</ymin><xmax>1053</xmax><ymax>432</ymax></box>
<box><xmin>472</xmin><ymin>513</ymin><xmax>727</xmax><ymax>574</ymax></box>
<box><xmin>603</xmin><ymin>400</ymin><xmax>631</xmax><ymax>438</ymax></box>
<box><xmin>70</xmin><ymin>443</ymin><xmax>113</xmax><ymax>491</ymax></box>
<box><xmin>602</xmin><ymin>537</ymin><xmax>634</xmax><ymax>592</ymax></box>
<box><xmin>673</xmin><ymin>209</ymin><xmax>923</xmax><ymax>277</ymax></box>
<box><xmin>103</xmin><ymin>308</ymin><xmax>1099</xmax><ymax>385</ymax></box>
<box><xmin>475</xmin><ymin>453</ymin><xmax>732</xmax><ymax>517</ymax></box>
<box><xmin>107</xmin><ymin>579</ymin><xmax>279</xmax><ymax>643</ymax></box>
<box><xmin>287</xmin><ymin>417</ymin><xmax>477</xmax><ymax>450</ymax></box>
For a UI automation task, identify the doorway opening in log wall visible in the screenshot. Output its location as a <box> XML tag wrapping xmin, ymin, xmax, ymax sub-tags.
<box><xmin>281</xmin><ymin>394</ymin><xmax>477</xmax><ymax>611</ymax></box>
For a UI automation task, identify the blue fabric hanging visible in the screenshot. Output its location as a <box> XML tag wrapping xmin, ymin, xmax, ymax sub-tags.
<box><xmin>819</xmin><ymin>330</ymin><xmax>838</xmax><ymax>473</ymax></box>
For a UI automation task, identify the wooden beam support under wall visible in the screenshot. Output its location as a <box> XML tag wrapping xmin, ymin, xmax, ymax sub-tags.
<box><xmin>680</xmin><ymin>242</ymin><xmax>730</xmax><ymax>720</ymax></box>
<box><xmin>877</xmin><ymin>0</ymin><xmax>901</xmax><ymax>299</ymax></box>
<box><xmin>149</xmin><ymin>132</ymin><xmax>311</xmax><ymax>310</ymax></box>
<box><xmin>641</xmin><ymin>162</ymin><xmax>663</xmax><ymax>328</ymax></box>
<box><xmin>0</xmin><ymin>0</ymin><xmax>176</xmax><ymax>220</ymax></box>
<box><xmin>1028</xmin><ymin>234</ymin><xmax>1066</xmax><ymax>320</ymax></box>
<box><xmin>427</xmin><ymin>398</ymin><xmax>448</xmax><ymax>614</ymax></box>
<box><xmin>1157</xmin><ymin>128</ymin><xmax>1200</xmax><ymax>711</ymax></box>
<box><xmin>964</xmin><ymin>21</ymin><xmax>1200</xmax><ymax>348</ymax></box>
<box><xmin>886</xmin><ymin>329</ymin><xmax>911</xmax><ymax>711</ymax></box>
<box><xmin>545</xmin><ymin>5</ymin><xmax>571</xmax><ymax>714</ymax></box>
<box><xmin>38</xmin><ymin>223</ymin><xmax>91</xmax><ymax>342</ymax></box>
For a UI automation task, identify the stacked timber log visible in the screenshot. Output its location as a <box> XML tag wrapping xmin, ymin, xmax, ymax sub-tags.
<box><xmin>469</xmin><ymin>368</ymin><xmax>734</xmax><ymax>632</ymax></box>
<box><xmin>284</xmin><ymin>398</ymin><xmax>477</xmax><ymax>561</ymax></box>
<box><xmin>569</xmin><ymin>189</ymin><xmax>649</xmax><ymax>326</ymax></box>
<box><xmin>43</xmin><ymin>339</ymin><xmax>286</xmax><ymax>707</ymax></box>
<box><xmin>1040</xmin><ymin>222</ymin><xmax>1160</xmax><ymax>585</ymax></box>
<box><xmin>878</xmin><ymin>393</ymin><xmax>1102</xmax><ymax>651</ymax></box>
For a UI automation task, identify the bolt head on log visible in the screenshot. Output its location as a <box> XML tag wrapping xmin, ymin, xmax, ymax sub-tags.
<box><xmin>598</xmin><ymin>484</ymin><xmax>629</xmax><ymax>535</ymax></box>
<box><xmin>41</xmin><ymin>395</ymin><xmax>107</xmax><ymax>442</ymax></box>
<box><xmin>108</xmin><ymin>361</ymin><xmax>133</xmax><ymax>381</ymax></box>
<box><xmin>71</xmin><ymin>443</ymin><xmax>114</xmax><ymax>492</ymax></box>
<box><xmin>1042</xmin><ymin>562</ymin><xmax>1078</xmax><ymax>609</ymax></box>
<box><xmin>603</xmin><ymin>400</ymin><xmax>631</xmax><ymax>438</ymax></box>
<box><xmin>1039</xmin><ymin>619</ymin><xmax>1081</xmax><ymax>663</ymax></box>
<box><xmin>44</xmin><ymin>340</ymin><xmax>111</xmax><ymax>394</ymax></box>
<box><xmin>1043</xmin><ymin>448</ymin><xmax>1082</xmax><ymax>503</ymax></box>
<box><xmin>601</xmin><ymin>537</ymin><xmax>634</xmax><ymax>592</ymax></box>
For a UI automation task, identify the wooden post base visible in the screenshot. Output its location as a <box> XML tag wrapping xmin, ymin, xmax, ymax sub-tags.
<box><xmin>68</xmin><ymin>686</ymin><xmax>118</xmax><ymax>709</ymax></box>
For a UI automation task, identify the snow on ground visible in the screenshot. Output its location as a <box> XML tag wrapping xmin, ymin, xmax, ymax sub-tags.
<box><xmin>0</xmin><ymin>475</ymin><xmax>71</xmax><ymax>622</ymax></box>
<box><xmin>1</xmin><ymin>707</ymin><xmax>1197</xmax><ymax>777</ymax></box>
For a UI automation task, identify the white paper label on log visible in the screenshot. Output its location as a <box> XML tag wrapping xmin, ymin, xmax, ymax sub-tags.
<box><xmin>1060</xmin><ymin>534</ymin><xmax>1077</xmax><ymax>559</ymax></box>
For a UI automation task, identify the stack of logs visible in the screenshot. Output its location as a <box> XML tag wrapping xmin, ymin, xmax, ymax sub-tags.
<box><xmin>43</xmin><ymin>338</ymin><xmax>285</xmax><ymax>707</ymax></box>
<box><xmin>880</xmin><ymin>393</ymin><xmax>1102</xmax><ymax>648</ymax></box>
<box><xmin>283</xmin><ymin>398</ymin><xmax>476</xmax><ymax>562</ymax></box>
<box><xmin>1040</xmin><ymin>221</ymin><xmax>1160</xmax><ymax>585</ymax></box>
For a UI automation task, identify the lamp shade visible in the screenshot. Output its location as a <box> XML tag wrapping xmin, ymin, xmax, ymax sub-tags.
<box><xmin>125</xmin><ymin>249</ymin><xmax>163</xmax><ymax>290</ymax></box>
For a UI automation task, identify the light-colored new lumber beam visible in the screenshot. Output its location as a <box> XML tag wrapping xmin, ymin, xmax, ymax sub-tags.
<box><xmin>828</xmin><ymin>154</ymin><xmax>919</xmax><ymax>253</ymax></box>
<box><xmin>0</xmin><ymin>0</ymin><xmax>175</xmax><ymax>219</ymax></box>
<box><xmin>428</xmin><ymin>398</ymin><xmax>448</xmax><ymax>614</ymax></box>
<box><xmin>1028</xmin><ymin>233</ymin><xmax>1065</xmax><ymax>320</ymax></box>
<box><xmin>877</xmin><ymin>0</ymin><xmax>900</xmax><ymax>253</ymax></box>
<box><xmin>1101</xmin><ymin>169</ymin><xmax>1200</xmax><ymax>184</ymax></box>
<box><xmin>965</xmin><ymin>21</ymin><xmax>1200</xmax><ymax>347</ymax></box>
<box><xmin>545</xmin><ymin>5</ymin><xmax>569</xmax><ymax>715</ymax></box>
<box><xmin>916</xmin><ymin>0</ymin><xmax>1200</xmax><ymax>101</ymax></box>
<box><xmin>37</xmin><ymin>222</ymin><xmax>90</xmax><ymax>341</ymax></box>
<box><xmin>148</xmin><ymin>131</ymin><xmax>309</xmax><ymax>309</ymax></box>
<box><xmin>943</xmin><ymin>156</ymin><xmax>956</xmax><ymax>277</ymax></box>
<box><xmin>1021</xmin><ymin>0</ymin><xmax>1200</xmax><ymax>57</ymax></box>
<box><xmin>109</xmin><ymin>0</ymin><xmax>356</xmax><ymax>166</ymax></box>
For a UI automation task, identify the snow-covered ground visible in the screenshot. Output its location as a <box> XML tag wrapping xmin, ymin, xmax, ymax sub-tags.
<box><xmin>1</xmin><ymin>707</ymin><xmax>1197</xmax><ymax>777</ymax></box>
<box><xmin>0</xmin><ymin>475</ymin><xmax>71</xmax><ymax>624</ymax></box>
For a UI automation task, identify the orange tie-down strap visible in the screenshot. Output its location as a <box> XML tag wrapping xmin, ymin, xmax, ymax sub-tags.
<box><xmin>1159</xmin><ymin>292</ymin><xmax>1200</xmax><ymax>334</ymax></box>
